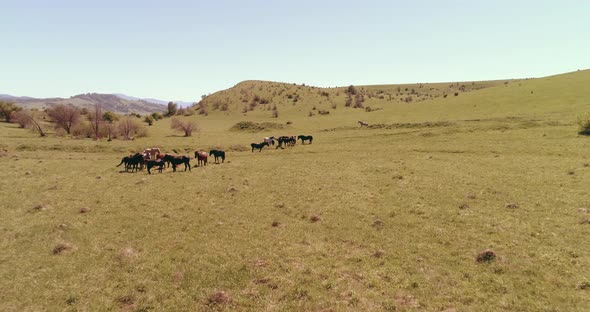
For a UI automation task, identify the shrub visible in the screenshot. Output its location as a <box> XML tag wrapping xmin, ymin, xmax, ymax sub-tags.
<box><xmin>272</xmin><ymin>110</ymin><xmax>279</xmax><ymax>118</ymax></box>
<box><xmin>196</xmin><ymin>101</ymin><xmax>208</xmax><ymax>115</ymax></box>
<box><xmin>0</xmin><ymin>101</ymin><xmax>21</xmax><ymax>122</ymax></box>
<box><xmin>476</xmin><ymin>249</ymin><xmax>497</xmax><ymax>263</ymax></box>
<box><xmin>230</xmin><ymin>121</ymin><xmax>283</xmax><ymax>132</ymax></box>
<box><xmin>345</xmin><ymin>95</ymin><xmax>352</xmax><ymax>107</ymax></box>
<box><xmin>144</xmin><ymin>116</ymin><xmax>154</xmax><ymax>126</ymax></box>
<box><xmin>71</xmin><ymin>122</ymin><xmax>93</xmax><ymax>138</ymax></box>
<box><xmin>10</xmin><ymin>110</ymin><xmax>29</xmax><ymax>128</ymax></box>
<box><xmin>11</xmin><ymin>110</ymin><xmax>45</xmax><ymax>136</ymax></box>
<box><xmin>54</xmin><ymin>128</ymin><xmax>67</xmax><ymax>137</ymax></box>
<box><xmin>151</xmin><ymin>112</ymin><xmax>163</xmax><ymax>120</ymax></box>
<box><xmin>118</xmin><ymin>117</ymin><xmax>143</xmax><ymax>140</ymax></box>
<box><xmin>577</xmin><ymin>113</ymin><xmax>590</xmax><ymax>135</ymax></box>
<box><xmin>347</xmin><ymin>85</ymin><xmax>357</xmax><ymax>95</ymax></box>
<box><xmin>171</xmin><ymin>117</ymin><xmax>198</xmax><ymax>136</ymax></box>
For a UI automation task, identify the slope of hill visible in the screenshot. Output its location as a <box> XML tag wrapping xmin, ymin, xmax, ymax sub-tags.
<box><xmin>194</xmin><ymin>78</ymin><xmax>514</xmax><ymax>117</ymax></box>
<box><xmin>193</xmin><ymin>70</ymin><xmax>590</xmax><ymax>127</ymax></box>
<box><xmin>4</xmin><ymin>93</ymin><xmax>166</xmax><ymax>115</ymax></box>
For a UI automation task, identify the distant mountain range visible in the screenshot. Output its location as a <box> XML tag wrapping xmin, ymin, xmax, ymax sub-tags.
<box><xmin>0</xmin><ymin>93</ymin><xmax>194</xmax><ymax>115</ymax></box>
<box><xmin>111</xmin><ymin>94</ymin><xmax>194</xmax><ymax>108</ymax></box>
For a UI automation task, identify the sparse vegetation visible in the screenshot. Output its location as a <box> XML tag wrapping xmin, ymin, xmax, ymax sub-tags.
<box><xmin>577</xmin><ymin>113</ymin><xmax>590</xmax><ymax>135</ymax></box>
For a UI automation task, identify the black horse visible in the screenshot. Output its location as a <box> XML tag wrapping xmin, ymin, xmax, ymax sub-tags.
<box><xmin>298</xmin><ymin>135</ymin><xmax>313</xmax><ymax>144</ymax></box>
<box><xmin>209</xmin><ymin>150</ymin><xmax>226</xmax><ymax>163</ymax></box>
<box><xmin>162</xmin><ymin>154</ymin><xmax>191</xmax><ymax>172</ymax></box>
<box><xmin>276</xmin><ymin>136</ymin><xmax>295</xmax><ymax>149</ymax></box>
<box><xmin>251</xmin><ymin>142</ymin><xmax>269</xmax><ymax>152</ymax></box>
<box><xmin>146</xmin><ymin>160</ymin><xmax>165</xmax><ymax>174</ymax></box>
<box><xmin>116</xmin><ymin>153</ymin><xmax>144</xmax><ymax>172</ymax></box>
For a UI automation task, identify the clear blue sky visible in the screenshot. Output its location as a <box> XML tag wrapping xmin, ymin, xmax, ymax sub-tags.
<box><xmin>1</xmin><ymin>0</ymin><xmax>588</xmax><ymax>102</ymax></box>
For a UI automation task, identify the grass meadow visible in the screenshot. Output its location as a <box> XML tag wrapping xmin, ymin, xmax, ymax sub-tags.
<box><xmin>1</xmin><ymin>70</ymin><xmax>590</xmax><ymax>311</ymax></box>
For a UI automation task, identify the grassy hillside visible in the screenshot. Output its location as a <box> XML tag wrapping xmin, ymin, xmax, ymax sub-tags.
<box><xmin>195</xmin><ymin>77</ymin><xmax>513</xmax><ymax>119</ymax></box>
<box><xmin>1</xmin><ymin>70</ymin><xmax>589</xmax><ymax>311</ymax></box>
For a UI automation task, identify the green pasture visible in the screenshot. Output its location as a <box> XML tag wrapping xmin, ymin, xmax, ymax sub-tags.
<box><xmin>1</xmin><ymin>70</ymin><xmax>589</xmax><ymax>311</ymax></box>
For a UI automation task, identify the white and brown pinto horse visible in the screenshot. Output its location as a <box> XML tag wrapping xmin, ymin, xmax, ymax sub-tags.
<box><xmin>194</xmin><ymin>151</ymin><xmax>208</xmax><ymax>166</ymax></box>
<box><xmin>264</xmin><ymin>137</ymin><xmax>275</xmax><ymax>146</ymax></box>
<box><xmin>143</xmin><ymin>147</ymin><xmax>161</xmax><ymax>160</ymax></box>
<box><xmin>358</xmin><ymin>121</ymin><xmax>369</xmax><ymax>127</ymax></box>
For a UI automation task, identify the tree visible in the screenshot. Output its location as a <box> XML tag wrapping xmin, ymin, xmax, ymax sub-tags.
<box><xmin>46</xmin><ymin>104</ymin><xmax>80</xmax><ymax>134</ymax></box>
<box><xmin>166</xmin><ymin>101</ymin><xmax>178</xmax><ymax>117</ymax></box>
<box><xmin>102</xmin><ymin>111</ymin><xmax>117</xmax><ymax>123</ymax></box>
<box><xmin>0</xmin><ymin>101</ymin><xmax>21</xmax><ymax>123</ymax></box>
<box><xmin>170</xmin><ymin>117</ymin><xmax>197</xmax><ymax>137</ymax></box>
<box><xmin>88</xmin><ymin>104</ymin><xmax>103</xmax><ymax>139</ymax></box>
<box><xmin>118</xmin><ymin>116</ymin><xmax>142</xmax><ymax>139</ymax></box>
<box><xmin>11</xmin><ymin>109</ymin><xmax>45</xmax><ymax>136</ymax></box>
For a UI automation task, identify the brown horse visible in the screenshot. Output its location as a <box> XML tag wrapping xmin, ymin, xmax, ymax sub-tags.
<box><xmin>194</xmin><ymin>151</ymin><xmax>207</xmax><ymax>167</ymax></box>
<box><xmin>162</xmin><ymin>154</ymin><xmax>191</xmax><ymax>172</ymax></box>
<box><xmin>143</xmin><ymin>147</ymin><xmax>161</xmax><ymax>160</ymax></box>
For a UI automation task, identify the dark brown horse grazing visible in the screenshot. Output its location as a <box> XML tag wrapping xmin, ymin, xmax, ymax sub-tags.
<box><xmin>251</xmin><ymin>142</ymin><xmax>269</xmax><ymax>152</ymax></box>
<box><xmin>209</xmin><ymin>150</ymin><xmax>225</xmax><ymax>163</ymax></box>
<box><xmin>194</xmin><ymin>151</ymin><xmax>208</xmax><ymax>166</ymax></box>
<box><xmin>162</xmin><ymin>154</ymin><xmax>191</xmax><ymax>172</ymax></box>
<box><xmin>146</xmin><ymin>160</ymin><xmax>165</xmax><ymax>174</ymax></box>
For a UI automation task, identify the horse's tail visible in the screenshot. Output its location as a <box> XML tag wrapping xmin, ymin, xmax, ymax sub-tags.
<box><xmin>116</xmin><ymin>158</ymin><xmax>125</xmax><ymax>167</ymax></box>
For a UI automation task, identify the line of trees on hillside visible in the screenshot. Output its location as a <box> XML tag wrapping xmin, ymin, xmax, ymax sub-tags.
<box><xmin>0</xmin><ymin>100</ymin><xmax>200</xmax><ymax>139</ymax></box>
<box><xmin>0</xmin><ymin>101</ymin><xmax>199</xmax><ymax>141</ymax></box>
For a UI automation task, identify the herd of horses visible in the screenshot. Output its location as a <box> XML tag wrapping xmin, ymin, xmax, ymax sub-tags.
<box><xmin>117</xmin><ymin>148</ymin><xmax>226</xmax><ymax>174</ymax></box>
<box><xmin>251</xmin><ymin>135</ymin><xmax>313</xmax><ymax>152</ymax></box>
<box><xmin>116</xmin><ymin>134</ymin><xmax>312</xmax><ymax>174</ymax></box>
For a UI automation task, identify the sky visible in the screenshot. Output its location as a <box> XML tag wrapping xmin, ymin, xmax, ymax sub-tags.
<box><xmin>1</xmin><ymin>0</ymin><xmax>589</xmax><ymax>102</ymax></box>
